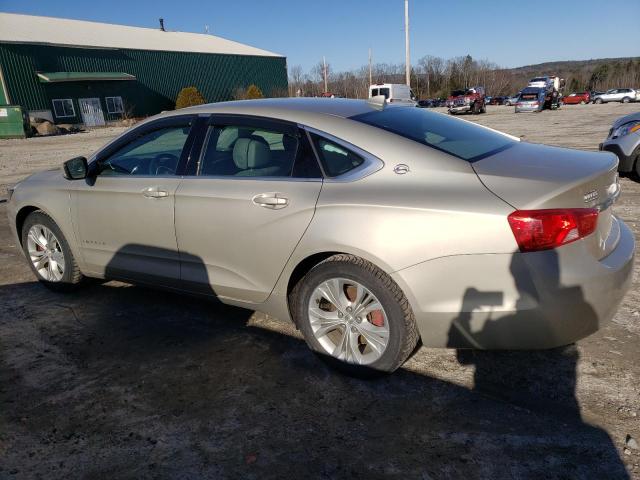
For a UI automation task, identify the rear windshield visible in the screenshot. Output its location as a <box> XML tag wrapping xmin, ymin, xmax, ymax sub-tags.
<box><xmin>520</xmin><ymin>93</ymin><xmax>539</xmax><ymax>101</ymax></box>
<box><xmin>351</xmin><ymin>107</ymin><xmax>515</xmax><ymax>162</ymax></box>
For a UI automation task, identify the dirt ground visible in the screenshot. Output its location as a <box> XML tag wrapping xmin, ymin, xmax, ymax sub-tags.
<box><xmin>1</xmin><ymin>103</ymin><xmax>639</xmax><ymax>479</ymax></box>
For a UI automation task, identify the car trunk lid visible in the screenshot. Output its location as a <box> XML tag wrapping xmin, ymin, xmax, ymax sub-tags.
<box><xmin>473</xmin><ymin>141</ymin><xmax>620</xmax><ymax>259</ymax></box>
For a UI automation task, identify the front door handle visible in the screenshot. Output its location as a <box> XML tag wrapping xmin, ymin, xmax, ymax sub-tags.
<box><xmin>143</xmin><ymin>187</ymin><xmax>169</xmax><ymax>199</ymax></box>
<box><xmin>252</xmin><ymin>193</ymin><xmax>289</xmax><ymax>209</ymax></box>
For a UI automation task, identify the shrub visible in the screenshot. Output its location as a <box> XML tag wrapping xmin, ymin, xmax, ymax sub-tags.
<box><xmin>233</xmin><ymin>84</ymin><xmax>264</xmax><ymax>100</ymax></box>
<box><xmin>175</xmin><ymin>86</ymin><xmax>206</xmax><ymax>109</ymax></box>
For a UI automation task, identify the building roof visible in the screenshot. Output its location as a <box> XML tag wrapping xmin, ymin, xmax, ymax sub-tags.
<box><xmin>0</xmin><ymin>12</ymin><xmax>283</xmax><ymax>57</ymax></box>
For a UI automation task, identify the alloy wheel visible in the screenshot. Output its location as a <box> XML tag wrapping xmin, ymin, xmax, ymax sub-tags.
<box><xmin>308</xmin><ymin>278</ymin><xmax>390</xmax><ymax>365</ymax></box>
<box><xmin>26</xmin><ymin>224</ymin><xmax>65</xmax><ymax>282</ymax></box>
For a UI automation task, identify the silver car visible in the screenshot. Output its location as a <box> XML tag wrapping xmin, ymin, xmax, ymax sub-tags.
<box><xmin>600</xmin><ymin>111</ymin><xmax>640</xmax><ymax>177</ymax></box>
<box><xmin>7</xmin><ymin>98</ymin><xmax>635</xmax><ymax>374</ymax></box>
<box><xmin>593</xmin><ymin>88</ymin><xmax>637</xmax><ymax>104</ymax></box>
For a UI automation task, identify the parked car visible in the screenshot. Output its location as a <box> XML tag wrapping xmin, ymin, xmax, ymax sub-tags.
<box><xmin>515</xmin><ymin>87</ymin><xmax>545</xmax><ymax>112</ymax></box>
<box><xmin>592</xmin><ymin>89</ymin><xmax>637</xmax><ymax>104</ymax></box>
<box><xmin>590</xmin><ymin>91</ymin><xmax>605</xmax><ymax>100</ymax></box>
<box><xmin>445</xmin><ymin>86</ymin><xmax>486</xmax><ymax>114</ymax></box>
<box><xmin>369</xmin><ymin>83</ymin><xmax>417</xmax><ymax>106</ymax></box>
<box><xmin>600</xmin><ymin>111</ymin><xmax>640</xmax><ymax>177</ymax></box>
<box><xmin>7</xmin><ymin>98</ymin><xmax>633</xmax><ymax>375</ymax></box>
<box><xmin>504</xmin><ymin>94</ymin><xmax>520</xmax><ymax>106</ymax></box>
<box><xmin>417</xmin><ymin>99</ymin><xmax>436</xmax><ymax>108</ymax></box>
<box><xmin>485</xmin><ymin>96</ymin><xmax>492</xmax><ymax>105</ymax></box>
<box><xmin>562</xmin><ymin>92</ymin><xmax>591</xmax><ymax>105</ymax></box>
<box><xmin>490</xmin><ymin>96</ymin><xmax>507</xmax><ymax>105</ymax></box>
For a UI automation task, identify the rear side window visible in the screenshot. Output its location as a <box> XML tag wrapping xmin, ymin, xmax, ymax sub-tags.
<box><xmin>199</xmin><ymin>124</ymin><xmax>321</xmax><ymax>179</ymax></box>
<box><xmin>351</xmin><ymin>107</ymin><xmax>515</xmax><ymax>162</ymax></box>
<box><xmin>310</xmin><ymin>134</ymin><xmax>364</xmax><ymax>177</ymax></box>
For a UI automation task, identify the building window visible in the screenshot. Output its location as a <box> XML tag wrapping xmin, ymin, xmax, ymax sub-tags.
<box><xmin>105</xmin><ymin>96</ymin><xmax>124</xmax><ymax>114</ymax></box>
<box><xmin>52</xmin><ymin>99</ymin><xmax>75</xmax><ymax>118</ymax></box>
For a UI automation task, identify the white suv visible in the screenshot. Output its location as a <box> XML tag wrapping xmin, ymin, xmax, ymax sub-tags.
<box><xmin>593</xmin><ymin>88</ymin><xmax>637</xmax><ymax>104</ymax></box>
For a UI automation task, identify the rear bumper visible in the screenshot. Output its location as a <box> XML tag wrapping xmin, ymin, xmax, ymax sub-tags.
<box><xmin>392</xmin><ymin>218</ymin><xmax>635</xmax><ymax>349</ymax></box>
<box><xmin>600</xmin><ymin>134</ymin><xmax>639</xmax><ymax>172</ymax></box>
<box><xmin>515</xmin><ymin>105</ymin><xmax>541</xmax><ymax>112</ymax></box>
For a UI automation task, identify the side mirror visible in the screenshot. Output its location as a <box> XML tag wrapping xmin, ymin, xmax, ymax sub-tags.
<box><xmin>63</xmin><ymin>156</ymin><xmax>88</xmax><ymax>180</ymax></box>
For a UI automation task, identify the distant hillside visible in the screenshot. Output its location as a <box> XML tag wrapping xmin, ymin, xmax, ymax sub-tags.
<box><xmin>508</xmin><ymin>57</ymin><xmax>639</xmax><ymax>73</ymax></box>
<box><xmin>503</xmin><ymin>57</ymin><xmax>640</xmax><ymax>92</ymax></box>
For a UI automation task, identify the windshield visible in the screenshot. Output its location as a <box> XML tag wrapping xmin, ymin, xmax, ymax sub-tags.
<box><xmin>530</xmin><ymin>77</ymin><xmax>546</xmax><ymax>82</ymax></box>
<box><xmin>351</xmin><ymin>107</ymin><xmax>515</xmax><ymax>162</ymax></box>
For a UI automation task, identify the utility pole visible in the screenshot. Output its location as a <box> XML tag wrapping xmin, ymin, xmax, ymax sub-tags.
<box><xmin>323</xmin><ymin>56</ymin><xmax>328</xmax><ymax>93</ymax></box>
<box><xmin>368</xmin><ymin>48</ymin><xmax>372</xmax><ymax>86</ymax></box>
<box><xmin>404</xmin><ymin>0</ymin><xmax>410</xmax><ymax>87</ymax></box>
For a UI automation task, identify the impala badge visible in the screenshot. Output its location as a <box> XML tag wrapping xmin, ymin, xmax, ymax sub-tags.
<box><xmin>394</xmin><ymin>164</ymin><xmax>410</xmax><ymax>175</ymax></box>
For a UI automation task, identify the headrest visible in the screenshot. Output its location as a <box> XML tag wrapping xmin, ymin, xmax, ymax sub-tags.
<box><xmin>282</xmin><ymin>134</ymin><xmax>298</xmax><ymax>153</ymax></box>
<box><xmin>233</xmin><ymin>138</ymin><xmax>271</xmax><ymax>170</ymax></box>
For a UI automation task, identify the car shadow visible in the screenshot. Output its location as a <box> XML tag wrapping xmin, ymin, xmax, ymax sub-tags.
<box><xmin>0</xmin><ymin>245</ymin><xmax>630</xmax><ymax>479</ymax></box>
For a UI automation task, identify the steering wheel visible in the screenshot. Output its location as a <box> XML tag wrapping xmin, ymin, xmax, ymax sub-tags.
<box><xmin>149</xmin><ymin>153</ymin><xmax>179</xmax><ymax>175</ymax></box>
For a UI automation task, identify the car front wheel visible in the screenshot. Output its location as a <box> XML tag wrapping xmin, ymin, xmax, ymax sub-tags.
<box><xmin>21</xmin><ymin>211</ymin><xmax>84</xmax><ymax>291</ymax></box>
<box><xmin>291</xmin><ymin>254</ymin><xmax>419</xmax><ymax>375</ymax></box>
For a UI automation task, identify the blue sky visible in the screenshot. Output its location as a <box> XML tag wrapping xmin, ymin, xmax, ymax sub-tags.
<box><xmin>2</xmin><ymin>0</ymin><xmax>639</xmax><ymax>73</ymax></box>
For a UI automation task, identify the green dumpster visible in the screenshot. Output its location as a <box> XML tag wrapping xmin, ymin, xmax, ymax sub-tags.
<box><xmin>0</xmin><ymin>105</ymin><xmax>26</xmax><ymax>138</ymax></box>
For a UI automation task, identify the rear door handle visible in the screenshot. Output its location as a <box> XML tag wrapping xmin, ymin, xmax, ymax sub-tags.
<box><xmin>252</xmin><ymin>193</ymin><xmax>289</xmax><ymax>210</ymax></box>
<box><xmin>143</xmin><ymin>187</ymin><xmax>169</xmax><ymax>198</ymax></box>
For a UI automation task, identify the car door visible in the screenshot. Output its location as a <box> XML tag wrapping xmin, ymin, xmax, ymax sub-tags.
<box><xmin>174</xmin><ymin>116</ymin><xmax>323</xmax><ymax>303</ymax></box>
<box><xmin>72</xmin><ymin>115</ymin><xmax>197</xmax><ymax>285</ymax></box>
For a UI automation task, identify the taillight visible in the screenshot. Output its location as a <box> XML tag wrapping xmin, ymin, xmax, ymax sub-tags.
<box><xmin>507</xmin><ymin>208</ymin><xmax>598</xmax><ymax>252</ymax></box>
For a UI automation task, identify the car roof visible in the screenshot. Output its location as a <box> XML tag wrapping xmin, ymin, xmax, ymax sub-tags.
<box><xmin>166</xmin><ymin>98</ymin><xmax>379</xmax><ymax>123</ymax></box>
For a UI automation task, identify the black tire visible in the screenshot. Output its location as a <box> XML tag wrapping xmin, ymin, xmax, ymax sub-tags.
<box><xmin>622</xmin><ymin>97</ymin><xmax>631</xmax><ymax>104</ymax></box>
<box><xmin>632</xmin><ymin>146</ymin><xmax>640</xmax><ymax>181</ymax></box>
<box><xmin>21</xmin><ymin>211</ymin><xmax>84</xmax><ymax>292</ymax></box>
<box><xmin>290</xmin><ymin>254</ymin><xmax>419</xmax><ymax>376</ymax></box>
<box><xmin>480</xmin><ymin>103</ymin><xmax>486</xmax><ymax>113</ymax></box>
<box><xmin>595</xmin><ymin>98</ymin><xmax>603</xmax><ymax>104</ymax></box>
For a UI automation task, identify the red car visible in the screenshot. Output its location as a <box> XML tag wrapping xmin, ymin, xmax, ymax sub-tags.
<box><xmin>562</xmin><ymin>92</ymin><xmax>590</xmax><ymax>105</ymax></box>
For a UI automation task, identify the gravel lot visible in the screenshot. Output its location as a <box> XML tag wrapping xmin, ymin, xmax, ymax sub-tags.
<box><xmin>1</xmin><ymin>103</ymin><xmax>639</xmax><ymax>479</ymax></box>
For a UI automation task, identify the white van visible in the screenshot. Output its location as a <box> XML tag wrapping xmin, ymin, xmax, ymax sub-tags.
<box><xmin>369</xmin><ymin>84</ymin><xmax>417</xmax><ymax>105</ymax></box>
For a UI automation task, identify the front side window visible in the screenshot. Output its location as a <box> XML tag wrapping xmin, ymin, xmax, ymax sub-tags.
<box><xmin>99</xmin><ymin>125</ymin><xmax>190</xmax><ymax>176</ymax></box>
<box><xmin>310</xmin><ymin>134</ymin><xmax>364</xmax><ymax>177</ymax></box>
<box><xmin>105</xmin><ymin>96</ymin><xmax>124</xmax><ymax>114</ymax></box>
<box><xmin>52</xmin><ymin>99</ymin><xmax>75</xmax><ymax>118</ymax></box>
<box><xmin>199</xmin><ymin>124</ymin><xmax>320</xmax><ymax>178</ymax></box>
<box><xmin>371</xmin><ymin>88</ymin><xmax>379</xmax><ymax>97</ymax></box>
<box><xmin>379</xmin><ymin>88</ymin><xmax>390</xmax><ymax>99</ymax></box>
<box><xmin>351</xmin><ymin>106</ymin><xmax>515</xmax><ymax>162</ymax></box>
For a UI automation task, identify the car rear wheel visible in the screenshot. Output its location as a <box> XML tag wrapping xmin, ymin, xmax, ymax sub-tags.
<box><xmin>632</xmin><ymin>146</ymin><xmax>640</xmax><ymax>181</ymax></box>
<box><xmin>595</xmin><ymin>98</ymin><xmax>603</xmax><ymax>104</ymax></box>
<box><xmin>622</xmin><ymin>97</ymin><xmax>631</xmax><ymax>103</ymax></box>
<box><xmin>291</xmin><ymin>254</ymin><xmax>419</xmax><ymax>375</ymax></box>
<box><xmin>21</xmin><ymin>211</ymin><xmax>84</xmax><ymax>291</ymax></box>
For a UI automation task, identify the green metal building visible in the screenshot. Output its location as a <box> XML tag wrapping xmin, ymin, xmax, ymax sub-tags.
<box><xmin>0</xmin><ymin>13</ymin><xmax>288</xmax><ymax>130</ymax></box>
